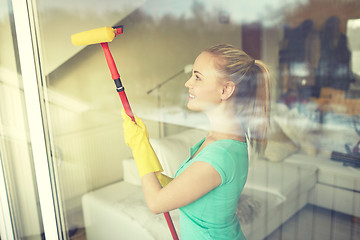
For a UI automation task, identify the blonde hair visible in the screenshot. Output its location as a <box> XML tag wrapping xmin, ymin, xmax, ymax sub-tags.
<box><xmin>205</xmin><ymin>44</ymin><xmax>271</xmax><ymax>153</ymax></box>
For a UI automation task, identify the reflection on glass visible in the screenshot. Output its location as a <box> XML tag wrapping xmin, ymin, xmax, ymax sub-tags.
<box><xmin>0</xmin><ymin>0</ymin><xmax>44</xmax><ymax>239</ymax></box>
<box><xmin>31</xmin><ymin>0</ymin><xmax>360</xmax><ymax>239</ymax></box>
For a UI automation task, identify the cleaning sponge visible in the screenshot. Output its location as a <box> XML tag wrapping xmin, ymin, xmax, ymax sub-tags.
<box><xmin>71</xmin><ymin>26</ymin><xmax>116</xmax><ymax>46</ymax></box>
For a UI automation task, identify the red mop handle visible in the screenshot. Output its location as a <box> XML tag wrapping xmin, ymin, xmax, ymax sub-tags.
<box><xmin>100</xmin><ymin>42</ymin><xmax>179</xmax><ymax>240</ymax></box>
<box><xmin>164</xmin><ymin>212</ymin><xmax>179</xmax><ymax>240</ymax></box>
<box><xmin>101</xmin><ymin>42</ymin><xmax>135</xmax><ymax>122</ymax></box>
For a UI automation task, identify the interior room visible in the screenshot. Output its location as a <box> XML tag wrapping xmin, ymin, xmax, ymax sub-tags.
<box><xmin>0</xmin><ymin>0</ymin><xmax>359</xmax><ymax>239</ymax></box>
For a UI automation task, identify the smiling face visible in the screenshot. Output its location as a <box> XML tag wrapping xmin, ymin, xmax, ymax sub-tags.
<box><xmin>184</xmin><ymin>51</ymin><xmax>226</xmax><ymax>112</ymax></box>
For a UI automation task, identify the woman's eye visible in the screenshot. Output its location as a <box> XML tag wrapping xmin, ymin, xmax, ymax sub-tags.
<box><xmin>195</xmin><ymin>75</ymin><xmax>201</xmax><ymax>81</ymax></box>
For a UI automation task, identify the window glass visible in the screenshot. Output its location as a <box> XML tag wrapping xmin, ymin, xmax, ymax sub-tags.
<box><xmin>33</xmin><ymin>0</ymin><xmax>360</xmax><ymax>239</ymax></box>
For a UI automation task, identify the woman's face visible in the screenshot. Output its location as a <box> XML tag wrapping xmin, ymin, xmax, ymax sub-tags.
<box><xmin>185</xmin><ymin>52</ymin><xmax>225</xmax><ymax>112</ymax></box>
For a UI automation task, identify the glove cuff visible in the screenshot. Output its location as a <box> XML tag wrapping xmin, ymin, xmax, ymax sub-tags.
<box><xmin>156</xmin><ymin>173</ymin><xmax>173</xmax><ymax>187</ymax></box>
<box><xmin>132</xmin><ymin>140</ymin><xmax>163</xmax><ymax>177</ymax></box>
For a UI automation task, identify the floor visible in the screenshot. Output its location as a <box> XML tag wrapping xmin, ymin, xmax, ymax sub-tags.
<box><xmin>265</xmin><ymin>205</ymin><xmax>360</xmax><ymax>240</ymax></box>
<box><xmin>69</xmin><ymin>204</ymin><xmax>360</xmax><ymax>240</ymax></box>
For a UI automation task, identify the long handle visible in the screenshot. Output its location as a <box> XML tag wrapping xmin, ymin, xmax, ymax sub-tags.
<box><xmin>100</xmin><ymin>42</ymin><xmax>179</xmax><ymax>240</ymax></box>
<box><xmin>101</xmin><ymin>42</ymin><xmax>135</xmax><ymax>122</ymax></box>
<box><xmin>164</xmin><ymin>212</ymin><xmax>179</xmax><ymax>240</ymax></box>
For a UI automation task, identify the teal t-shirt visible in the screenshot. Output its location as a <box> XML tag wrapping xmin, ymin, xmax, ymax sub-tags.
<box><xmin>175</xmin><ymin>138</ymin><xmax>248</xmax><ymax>240</ymax></box>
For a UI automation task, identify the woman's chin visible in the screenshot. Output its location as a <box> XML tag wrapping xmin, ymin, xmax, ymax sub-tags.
<box><xmin>187</xmin><ymin>101</ymin><xmax>219</xmax><ymax>113</ymax></box>
<box><xmin>187</xmin><ymin>102</ymin><xmax>201</xmax><ymax>112</ymax></box>
<box><xmin>187</xmin><ymin>102</ymin><xmax>215</xmax><ymax>112</ymax></box>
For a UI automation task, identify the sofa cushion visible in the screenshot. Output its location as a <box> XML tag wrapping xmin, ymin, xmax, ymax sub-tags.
<box><xmin>264</xmin><ymin>120</ymin><xmax>299</xmax><ymax>162</ymax></box>
<box><xmin>123</xmin><ymin>158</ymin><xmax>142</xmax><ymax>186</ymax></box>
<box><xmin>265</xmin><ymin>140</ymin><xmax>298</xmax><ymax>162</ymax></box>
<box><xmin>273</xmin><ymin>103</ymin><xmax>321</xmax><ymax>156</ymax></box>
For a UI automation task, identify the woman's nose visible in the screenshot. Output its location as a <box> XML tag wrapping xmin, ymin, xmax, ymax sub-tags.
<box><xmin>185</xmin><ymin>77</ymin><xmax>192</xmax><ymax>88</ymax></box>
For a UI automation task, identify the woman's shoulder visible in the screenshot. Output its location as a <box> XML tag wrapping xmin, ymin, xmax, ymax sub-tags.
<box><xmin>195</xmin><ymin>139</ymin><xmax>248</xmax><ymax>184</ymax></box>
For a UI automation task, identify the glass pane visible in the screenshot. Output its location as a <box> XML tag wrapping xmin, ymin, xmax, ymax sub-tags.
<box><xmin>0</xmin><ymin>0</ymin><xmax>44</xmax><ymax>239</ymax></box>
<box><xmin>33</xmin><ymin>0</ymin><xmax>360</xmax><ymax>239</ymax></box>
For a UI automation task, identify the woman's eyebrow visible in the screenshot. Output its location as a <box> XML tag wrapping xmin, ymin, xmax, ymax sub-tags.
<box><xmin>194</xmin><ymin>70</ymin><xmax>204</xmax><ymax>76</ymax></box>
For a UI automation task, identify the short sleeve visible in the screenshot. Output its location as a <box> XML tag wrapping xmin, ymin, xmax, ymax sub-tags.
<box><xmin>193</xmin><ymin>145</ymin><xmax>236</xmax><ymax>185</ymax></box>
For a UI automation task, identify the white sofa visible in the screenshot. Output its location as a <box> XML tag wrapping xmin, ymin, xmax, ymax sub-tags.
<box><xmin>83</xmin><ymin>129</ymin><xmax>320</xmax><ymax>240</ymax></box>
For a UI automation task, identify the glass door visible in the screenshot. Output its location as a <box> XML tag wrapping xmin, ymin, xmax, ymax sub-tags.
<box><xmin>2</xmin><ymin>0</ymin><xmax>359</xmax><ymax>240</ymax></box>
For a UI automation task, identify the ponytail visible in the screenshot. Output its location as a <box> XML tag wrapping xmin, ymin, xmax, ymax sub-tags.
<box><xmin>246</xmin><ymin>60</ymin><xmax>271</xmax><ymax>153</ymax></box>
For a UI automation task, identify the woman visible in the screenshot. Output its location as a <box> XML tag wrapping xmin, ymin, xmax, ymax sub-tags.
<box><xmin>122</xmin><ymin>44</ymin><xmax>270</xmax><ymax>239</ymax></box>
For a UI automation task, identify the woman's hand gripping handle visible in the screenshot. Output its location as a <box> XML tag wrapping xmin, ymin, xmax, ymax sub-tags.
<box><xmin>121</xmin><ymin>109</ymin><xmax>168</xmax><ymax>181</ymax></box>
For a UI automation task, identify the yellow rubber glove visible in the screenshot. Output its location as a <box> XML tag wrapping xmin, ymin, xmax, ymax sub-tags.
<box><xmin>121</xmin><ymin>109</ymin><xmax>163</xmax><ymax>177</ymax></box>
<box><xmin>156</xmin><ymin>173</ymin><xmax>173</xmax><ymax>187</ymax></box>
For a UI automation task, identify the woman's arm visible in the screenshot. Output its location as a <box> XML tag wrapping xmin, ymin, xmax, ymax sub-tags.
<box><xmin>141</xmin><ymin>161</ymin><xmax>221</xmax><ymax>214</ymax></box>
<box><xmin>121</xmin><ymin>110</ymin><xmax>221</xmax><ymax>213</ymax></box>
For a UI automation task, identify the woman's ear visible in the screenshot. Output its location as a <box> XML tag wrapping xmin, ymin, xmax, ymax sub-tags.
<box><xmin>221</xmin><ymin>81</ymin><xmax>235</xmax><ymax>100</ymax></box>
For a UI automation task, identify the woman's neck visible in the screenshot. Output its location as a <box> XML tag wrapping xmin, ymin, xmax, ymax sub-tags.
<box><xmin>204</xmin><ymin>103</ymin><xmax>245</xmax><ymax>142</ymax></box>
